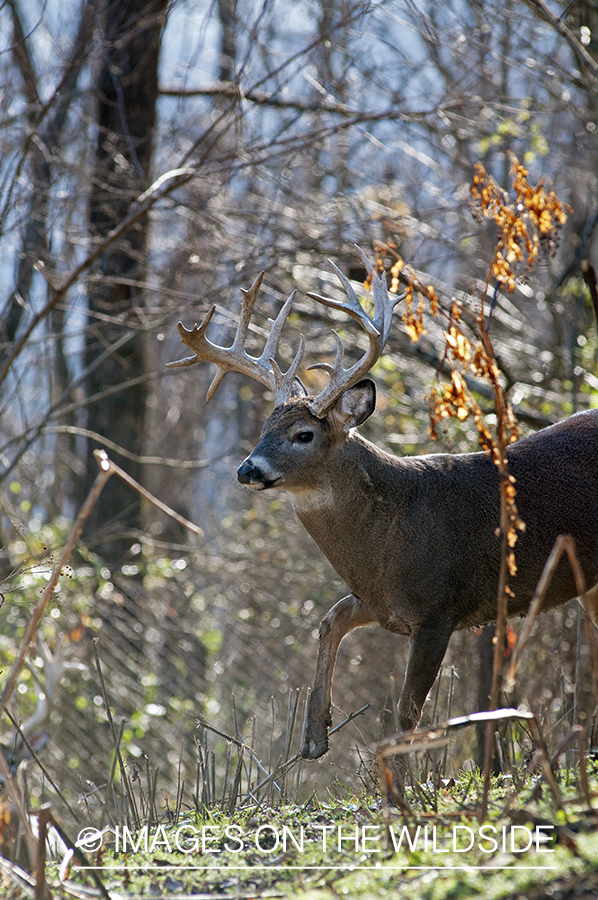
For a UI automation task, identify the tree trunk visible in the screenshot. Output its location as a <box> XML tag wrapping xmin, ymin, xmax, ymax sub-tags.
<box><xmin>1</xmin><ymin>0</ymin><xmax>94</xmax><ymax>363</ymax></box>
<box><xmin>83</xmin><ymin>0</ymin><xmax>168</xmax><ymax>561</ymax></box>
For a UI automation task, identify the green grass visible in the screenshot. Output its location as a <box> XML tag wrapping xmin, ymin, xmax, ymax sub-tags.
<box><xmin>45</xmin><ymin>769</ymin><xmax>598</xmax><ymax>899</ymax></box>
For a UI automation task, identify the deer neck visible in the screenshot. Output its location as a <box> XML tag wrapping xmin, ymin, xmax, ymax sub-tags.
<box><xmin>289</xmin><ymin>433</ymin><xmax>408</xmax><ymax>597</ymax></box>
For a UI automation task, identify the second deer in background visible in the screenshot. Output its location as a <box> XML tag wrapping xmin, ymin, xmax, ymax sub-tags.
<box><xmin>1</xmin><ymin>634</ymin><xmax>84</xmax><ymax>780</ymax></box>
<box><xmin>168</xmin><ymin>254</ymin><xmax>598</xmax><ymax>761</ymax></box>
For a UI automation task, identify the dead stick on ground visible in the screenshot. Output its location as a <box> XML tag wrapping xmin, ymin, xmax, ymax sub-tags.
<box><xmin>482</xmin><ymin>534</ymin><xmax>586</xmax><ymax>819</ymax></box>
<box><xmin>197</xmin><ymin>714</ymin><xmax>279</xmax><ymax>791</ymax></box>
<box><xmin>528</xmin><ymin>717</ymin><xmax>564</xmax><ymax>810</ymax></box>
<box><xmin>35</xmin><ymin>804</ymin><xmax>50</xmax><ymax>900</ymax></box>
<box><xmin>505</xmin><ymin>534</ymin><xmax>586</xmax><ymax>693</ymax></box>
<box><xmin>249</xmin><ymin>703</ymin><xmax>372</xmax><ymax>797</ymax></box>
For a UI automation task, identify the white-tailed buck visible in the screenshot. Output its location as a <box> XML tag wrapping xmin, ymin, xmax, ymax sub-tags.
<box><xmin>169</xmin><ymin>256</ymin><xmax>598</xmax><ymax>759</ymax></box>
<box><xmin>1</xmin><ymin>636</ymin><xmax>82</xmax><ymax>780</ymax></box>
<box><xmin>0</xmin><ymin>634</ymin><xmax>84</xmax><ymax>862</ymax></box>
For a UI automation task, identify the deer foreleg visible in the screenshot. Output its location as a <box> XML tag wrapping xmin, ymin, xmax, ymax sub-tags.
<box><xmin>302</xmin><ymin>594</ymin><xmax>376</xmax><ymax>759</ymax></box>
<box><xmin>397</xmin><ymin>620</ymin><xmax>453</xmax><ymax>732</ymax></box>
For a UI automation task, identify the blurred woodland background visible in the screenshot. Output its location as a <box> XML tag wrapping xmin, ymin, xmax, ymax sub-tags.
<box><xmin>1</xmin><ymin>0</ymin><xmax>598</xmax><ymax>833</ymax></box>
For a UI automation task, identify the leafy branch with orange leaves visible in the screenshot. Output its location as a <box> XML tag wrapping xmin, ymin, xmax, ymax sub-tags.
<box><xmin>373</xmin><ymin>156</ymin><xmax>569</xmax><ymax>578</ymax></box>
<box><xmin>371</xmin><ymin>156</ymin><xmax>570</xmax><ymax>805</ymax></box>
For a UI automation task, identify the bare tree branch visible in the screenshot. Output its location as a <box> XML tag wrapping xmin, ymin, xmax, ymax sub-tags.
<box><xmin>524</xmin><ymin>0</ymin><xmax>598</xmax><ymax>83</ymax></box>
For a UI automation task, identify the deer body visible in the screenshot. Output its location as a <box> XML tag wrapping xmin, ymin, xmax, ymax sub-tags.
<box><xmin>169</xmin><ymin>260</ymin><xmax>598</xmax><ymax>761</ymax></box>
<box><xmin>237</xmin><ymin>382</ymin><xmax>598</xmax><ymax>756</ymax></box>
<box><xmin>296</xmin><ymin>412</ymin><xmax>598</xmax><ymax>631</ymax></box>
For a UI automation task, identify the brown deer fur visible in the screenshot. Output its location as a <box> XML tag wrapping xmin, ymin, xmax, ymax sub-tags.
<box><xmin>237</xmin><ymin>380</ymin><xmax>598</xmax><ymax>758</ymax></box>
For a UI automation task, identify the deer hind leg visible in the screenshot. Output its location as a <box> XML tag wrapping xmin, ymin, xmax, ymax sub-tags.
<box><xmin>397</xmin><ymin>619</ymin><xmax>454</xmax><ymax>732</ymax></box>
<box><xmin>302</xmin><ymin>594</ymin><xmax>377</xmax><ymax>760</ymax></box>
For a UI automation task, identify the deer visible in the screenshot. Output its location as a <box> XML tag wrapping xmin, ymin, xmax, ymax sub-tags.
<box><xmin>1</xmin><ymin>634</ymin><xmax>84</xmax><ymax>780</ymax></box>
<box><xmin>168</xmin><ymin>254</ymin><xmax>598</xmax><ymax>761</ymax></box>
<box><xmin>0</xmin><ymin>634</ymin><xmax>85</xmax><ymax>862</ymax></box>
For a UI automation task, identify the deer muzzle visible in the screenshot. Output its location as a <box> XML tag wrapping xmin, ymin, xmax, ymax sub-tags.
<box><xmin>237</xmin><ymin>457</ymin><xmax>280</xmax><ymax>490</ymax></box>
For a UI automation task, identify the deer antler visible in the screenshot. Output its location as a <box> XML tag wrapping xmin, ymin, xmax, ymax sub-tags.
<box><xmin>306</xmin><ymin>248</ymin><xmax>403</xmax><ymax>417</ymax></box>
<box><xmin>167</xmin><ymin>272</ymin><xmax>305</xmax><ymax>405</ymax></box>
<box><xmin>1</xmin><ymin>635</ymin><xmax>86</xmax><ymax>775</ymax></box>
<box><xmin>168</xmin><ymin>251</ymin><xmax>402</xmax><ymax>413</ymax></box>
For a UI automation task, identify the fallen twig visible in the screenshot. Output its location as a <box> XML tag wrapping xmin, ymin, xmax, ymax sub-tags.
<box><xmin>504</xmin><ymin>534</ymin><xmax>587</xmax><ymax>693</ymax></box>
<box><xmin>248</xmin><ymin>703</ymin><xmax>372</xmax><ymax>799</ymax></box>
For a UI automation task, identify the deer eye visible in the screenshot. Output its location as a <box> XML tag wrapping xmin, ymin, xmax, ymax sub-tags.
<box><xmin>293</xmin><ymin>430</ymin><xmax>314</xmax><ymax>444</ymax></box>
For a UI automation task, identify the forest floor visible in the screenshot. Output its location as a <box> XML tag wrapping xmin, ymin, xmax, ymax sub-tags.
<box><xmin>3</xmin><ymin>764</ymin><xmax>598</xmax><ymax>899</ymax></box>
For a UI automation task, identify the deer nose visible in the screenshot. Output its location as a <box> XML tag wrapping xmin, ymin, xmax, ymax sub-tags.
<box><xmin>237</xmin><ymin>459</ymin><xmax>261</xmax><ymax>485</ymax></box>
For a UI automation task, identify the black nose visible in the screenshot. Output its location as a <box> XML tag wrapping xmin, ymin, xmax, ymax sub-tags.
<box><xmin>237</xmin><ymin>459</ymin><xmax>258</xmax><ymax>484</ymax></box>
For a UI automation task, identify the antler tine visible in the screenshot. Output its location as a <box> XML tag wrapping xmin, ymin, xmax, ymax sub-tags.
<box><xmin>373</xmin><ymin>266</ymin><xmax>403</xmax><ymax>345</ymax></box>
<box><xmin>271</xmin><ymin>333</ymin><xmax>306</xmax><ymax>404</ymax></box>
<box><xmin>204</xmin><ymin>272</ymin><xmax>272</xmax><ymax>403</ymax></box>
<box><xmin>166</xmin><ymin>306</ymin><xmax>217</xmax><ymax>369</ymax></box>
<box><xmin>167</xmin><ymin>274</ymin><xmax>305</xmax><ymax>405</ymax></box>
<box><xmin>307</xmin><ymin>260</ymin><xmax>380</xmax><ymax>338</ymax></box>
<box><xmin>258</xmin><ymin>288</ymin><xmax>307</xmax><ymax>405</ymax></box>
<box><xmin>354</xmin><ymin>244</ymin><xmax>402</xmax><ymax>344</ymax></box>
<box><xmin>355</xmin><ymin>244</ymin><xmax>374</xmax><ymax>276</ymax></box>
<box><xmin>232</xmin><ymin>271</ymin><xmax>266</xmax><ymax>354</ymax></box>
<box><xmin>307</xmin><ymin>331</ymin><xmax>360</xmax><ymax>415</ymax></box>
<box><xmin>166</xmin><ymin>273</ymin><xmax>276</xmax><ymax>402</ymax></box>
<box><xmin>306</xmin><ymin>250</ymin><xmax>399</xmax><ymax>417</ymax></box>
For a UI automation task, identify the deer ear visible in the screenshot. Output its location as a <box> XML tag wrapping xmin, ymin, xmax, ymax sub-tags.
<box><xmin>329</xmin><ymin>379</ymin><xmax>376</xmax><ymax>432</ymax></box>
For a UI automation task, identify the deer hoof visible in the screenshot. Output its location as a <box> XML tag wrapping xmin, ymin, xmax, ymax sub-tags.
<box><xmin>302</xmin><ymin>737</ymin><xmax>329</xmax><ymax>759</ymax></box>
